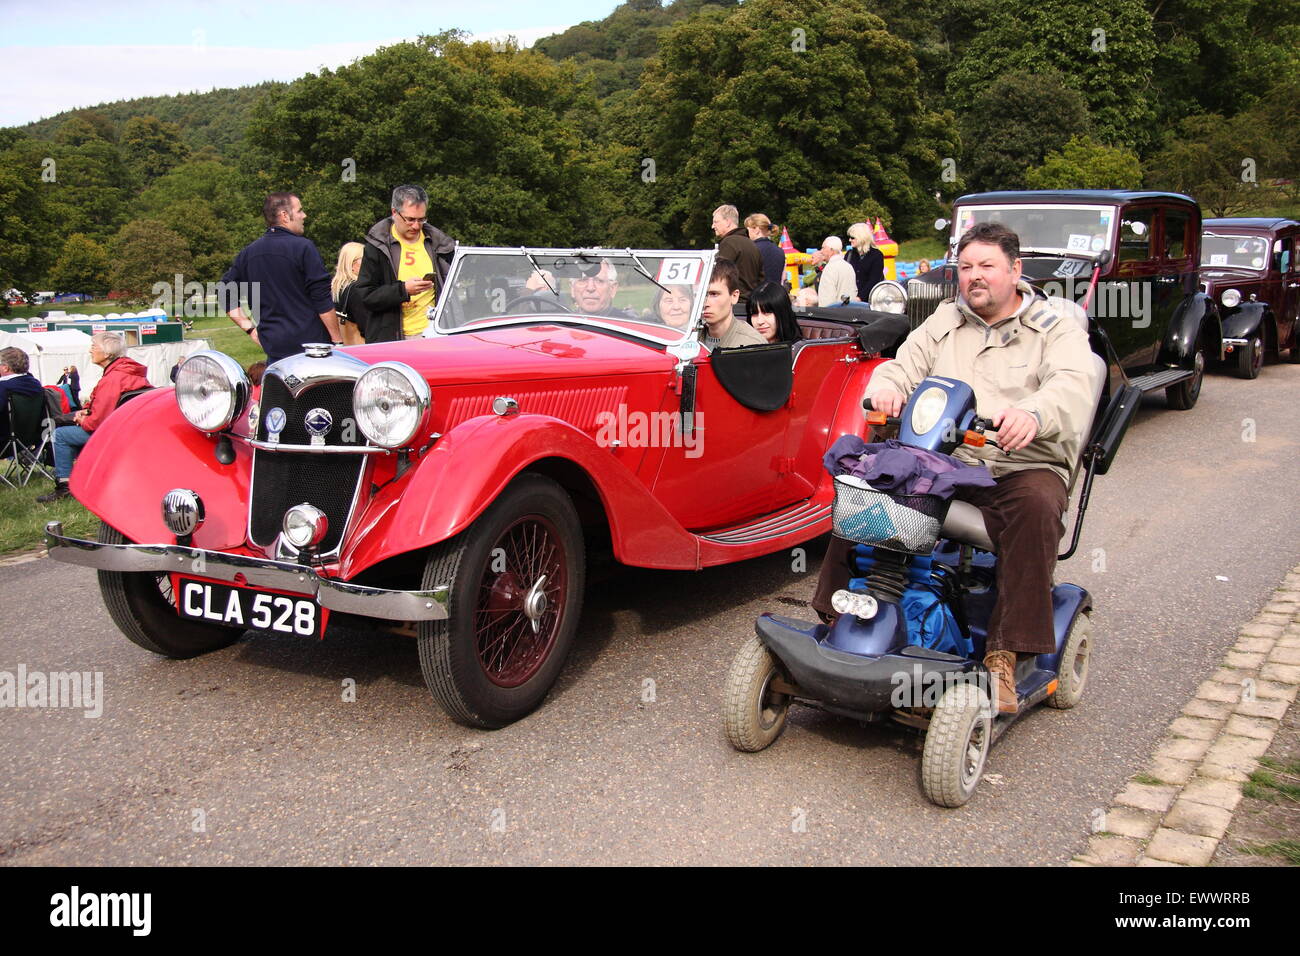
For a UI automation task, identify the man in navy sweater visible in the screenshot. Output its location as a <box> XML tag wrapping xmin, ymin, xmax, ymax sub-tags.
<box><xmin>221</xmin><ymin>193</ymin><xmax>341</xmax><ymax>364</ymax></box>
<box><xmin>0</xmin><ymin>347</ymin><xmax>43</xmax><ymax>444</ymax></box>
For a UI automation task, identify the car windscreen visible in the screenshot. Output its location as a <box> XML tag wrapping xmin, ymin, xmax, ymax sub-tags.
<box><xmin>1201</xmin><ymin>234</ymin><xmax>1269</xmax><ymax>270</ymax></box>
<box><xmin>435</xmin><ymin>249</ymin><xmax>711</xmax><ymax>344</ymax></box>
<box><xmin>953</xmin><ymin>204</ymin><xmax>1117</xmax><ymax>257</ymax></box>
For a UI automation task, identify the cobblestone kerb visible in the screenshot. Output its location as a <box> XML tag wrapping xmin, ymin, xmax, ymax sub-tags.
<box><xmin>1071</xmin><ymin>566</ymin><xmax>1300</xmax><ymax>867</ymax></box>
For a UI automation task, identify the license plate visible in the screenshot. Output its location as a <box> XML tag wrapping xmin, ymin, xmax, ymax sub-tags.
<box><xmin>174</xmin><ymin>577</ymin><xmax>325</xmax><ymax>638</ymax></box>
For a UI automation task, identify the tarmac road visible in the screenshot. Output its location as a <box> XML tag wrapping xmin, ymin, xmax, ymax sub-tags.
<box><xmin>3</xmin><ymin>362</ymin><xmax>1299</xmax><ymax>865</ymax></box>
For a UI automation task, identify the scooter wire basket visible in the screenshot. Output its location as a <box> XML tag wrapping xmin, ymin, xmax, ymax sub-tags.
<box><xmin>831</xmin><ymin>475</ymin><xmax>951</xmax><ymax>555</ymax></box>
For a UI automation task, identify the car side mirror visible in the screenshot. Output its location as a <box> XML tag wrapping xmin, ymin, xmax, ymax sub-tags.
<box><xmin>1094</xmin><ymin>249</ymin><xmax>1113</xmax><ymax>268</ymax></box>
<box><xmin>934</xmin><ymin>218</ymin><xmax>950</xmax><ymax>232</ymax></box>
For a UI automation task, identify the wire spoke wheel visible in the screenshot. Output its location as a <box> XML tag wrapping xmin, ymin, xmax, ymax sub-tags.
<box><xmin>417</xmin><ymin>475</ymin><xmax>585</xmax><ymax>729</ymax></box>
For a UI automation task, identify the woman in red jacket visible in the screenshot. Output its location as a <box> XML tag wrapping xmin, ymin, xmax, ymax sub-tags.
<box><xmin>37</xmin><ymin>331</ymin><xmax>150</xmax><ymax>503</ymax></box>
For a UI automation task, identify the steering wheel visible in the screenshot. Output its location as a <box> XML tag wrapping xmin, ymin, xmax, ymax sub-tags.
<box><xmin>501</xmin><ymin>293</ymin><xmax>572</xmax><ymax>315</ymax></box>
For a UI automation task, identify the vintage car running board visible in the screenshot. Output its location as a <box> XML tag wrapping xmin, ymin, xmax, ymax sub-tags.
<box><xmin>698</xmin><ymin>497</ymin><xmax>832</xmax><ymax>546</ymax></box>
<box><xmin>1126</xmin><ymin>367</ymin><xmax>1194</xmax><ymax>392</ymax></box>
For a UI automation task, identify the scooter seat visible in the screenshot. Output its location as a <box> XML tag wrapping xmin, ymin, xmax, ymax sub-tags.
<box><xmin>939</xmin><ymin>500</ymin><xmax>995</xmax><ymax>552</ymax></box>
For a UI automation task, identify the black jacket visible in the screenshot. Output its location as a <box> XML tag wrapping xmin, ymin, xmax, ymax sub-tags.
<box><xmin>354</xmin><ymin>218</ymin><xmax>457</xmax><ymax>343</ymax></box>
<box><xmin>846</xmin><ymin>247</ymin><xmax>885</xmax><ymax>302</ymax></box>
<box><xmin>334</xmin><ymin>282</ymin><xmax>375</xmax><ymax>338</ymax></box>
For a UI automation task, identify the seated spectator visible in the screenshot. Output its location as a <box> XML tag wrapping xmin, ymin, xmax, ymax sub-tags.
<box><xmin>747</xmin><ymin>282</ymin><xmax>803</xmax><ymax>344</ymax></box>
<box><xmin>654</xmin><ymin>284</ymin><xmax>695</xmax><ymax>329</ymax></box>
<box><xmin>916</xmin><ymin>259</ymin><xmax>931</xmax><ymax>275</ymax></box>
<box><xmin>794</xmin><ymin>286</ymin><xmax>820</xmax><ymax>308</ymax></box>
<box><xmin>37</xmin><ymin>332</ymin><xmax>150</xmax><ymax>503</ymax></box>
<box><xmin>0</xmin><ymin>347</ymin><xmax>43</xmax><ymax>445</ymax></box>
<box><xmin>700</xmin><ymin>260</ymin><xmax>767</xmax><ymax>351</ymax></box>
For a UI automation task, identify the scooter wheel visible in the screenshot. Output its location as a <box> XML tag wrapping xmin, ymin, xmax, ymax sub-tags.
<box><xmin>723</xmin><ymin>635</ymin><xmax>791</xmax><ymax>752</ymax></box>
<box><xmin>1047</xmin><ymin>610</ymin><xmax>1092</xmax><ymax>710</ymax></box>
<box><xmin>921</xmin><ymin>683</ymin><xmax>993</xmax><ymax>808</ymax></box>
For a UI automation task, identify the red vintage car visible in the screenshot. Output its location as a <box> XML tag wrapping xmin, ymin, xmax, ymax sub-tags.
<box><xmin>46</xmin><ymin>248</ymin><xmax>907</xmax><ymax>728</ymax></box>
<box><xmin>1200</xmin><ymin>218</ymin><xmax>1300</xmax><ymax>377</ymax></box>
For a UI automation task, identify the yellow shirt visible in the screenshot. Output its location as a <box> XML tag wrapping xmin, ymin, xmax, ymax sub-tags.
<box><xmin>392</xmin><ymin>225</ymin><xmax>435</xmax><ymax>335</ymax></box>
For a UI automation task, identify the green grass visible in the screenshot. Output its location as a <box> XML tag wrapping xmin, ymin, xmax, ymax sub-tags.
<box><xmin>4</xmin><ymin>301</ymin><xmax>125</xmax><ymax>319</ymax></box>
<box><xmin>185</xmin><ymin>314</ymin><xmax>266</xmax><ymax>368</ymax></box>
<box><xmin>0</xmin><ymin>478</ymin><xmax>98</xmax><ymax>555</ymax></box>
<box><xmin>897</xmin><ymin>237</ymin><xmax>946</xmax><ymax>262</ymax></box>
<box><xmin>1239</xmin><ymin>839</ymin><xmax>1300</xmax><ymax>865</ymax></box>
<box><xmin>1244</xmin><ymin>762</ymin><xmax>1300</xmax><ymax>803</ymax></box>
<box><xmin>1131</xmin><ymin>772</ymin><xmax>1168</xmax><ymax>787</ymax></box>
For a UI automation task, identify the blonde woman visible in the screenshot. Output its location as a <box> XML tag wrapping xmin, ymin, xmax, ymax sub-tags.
<box><xmin>846</xmin><ymin>222</ymin><xmax>885</xmax><ymax>301</ymax></box>
<box><xmin>331</xmin><ymin>242</ymin><xmax>370</xmax><ymax>346</ymax></box>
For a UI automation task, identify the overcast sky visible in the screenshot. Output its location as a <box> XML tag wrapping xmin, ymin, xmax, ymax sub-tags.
<box><xmin>2</xmin><ymin>0</ymin><xmax>625</xmax><ymax>128</ymax></box>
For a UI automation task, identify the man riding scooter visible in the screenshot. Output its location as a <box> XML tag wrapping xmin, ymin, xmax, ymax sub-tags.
<box><xmin>811</xmin><ymin>222</ymin><xmax>1098</xmax><ymax>714</ymax></box>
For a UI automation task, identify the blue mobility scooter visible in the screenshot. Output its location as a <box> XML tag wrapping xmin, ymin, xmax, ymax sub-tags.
<box><xmin>723</xmin><ymin>347</ymin><xmax>1140</xmax><ymax>806</ymax></box>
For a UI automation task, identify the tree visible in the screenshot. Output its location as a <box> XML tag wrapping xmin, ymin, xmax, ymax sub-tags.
<box><xmin>1146</xmin><ymin>100</ymin><xmax>1293</xmax><ymax>217</ymax></box>
<box><xmin>1025</xmin><ymin>136</ymin><xmax>1143</xmax><ymax>189</ymax></box>
<box><xmin>158</xmin><ymin>199</ymin><xmax>237</xmax><ymax>281</ymax></box>
<box><xmin>959</xmin><ymin>72</ymin><xmax>1090</xmax><ymax>191</ymax></box>
<box><xmin>0</xmin><ymin>136</ymin><xmax>59</xmax><ymax>292</ymax></box>
<box><xmin>945</xmin><ymin>0</ymin><xmax>1158</xmax><ymax>150</ymax></box>
<box><xmin>246</xmin><ymin>34</ymin><xmax>630</xmax><ymax>253</ymax></box>
<box><xmin>49</xmin><ymin>233</ymin><xmax>111</xmax><ymax>294</ymax></box>
<box><xmin>134</xmin><ymin>159</ymin><xmax>261</xmax><ymax>245</ymax></box>
<box><xmin>627</xmin><ymin>0</ymin><xmax>960</xmax><ymax>244</ymax></box>
<box><xmin>109</xmin><ymin>220</ymin><xmax>193</xmax><ymax>304</ymax></box>
<box><xmin>121</xmin><ymin>115</ymin><xmax>190</xmax><ymax>184</ymax></box>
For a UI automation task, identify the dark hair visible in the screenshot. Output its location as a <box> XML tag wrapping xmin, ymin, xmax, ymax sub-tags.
<box><xmin>0</xmin><ymin>346</ymin><xmax>29</xmax><ymax>375</ymax></box>
<box><xmin>956</xmin><ymin>221</ymin><xmax>1020</xmax><ymax>263</ymax></box>
<box><xmin>710</xmin><ymin>258</ymin><xmax>741</xmax><ymax>293</ymax></box>
<box><xmin>264</xmin><ymin>192</ymin><xmax>297</xmax><ymax>228</ymax></box>
<box><xmin>246</xmin><ymin>361</ymin><xmax>267</xmax><ymax>386</ymax></box>
<box><xmin>747</xmin><ymin>282</ymin><xmax>802</xmax><ymax>342</ymax></box>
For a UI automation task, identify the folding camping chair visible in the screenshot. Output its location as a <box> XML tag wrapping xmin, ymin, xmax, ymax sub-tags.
<box><xmin>0</xmin><ymin>389</ymin><xmax>60</xmax><ymax>487</ymax></box>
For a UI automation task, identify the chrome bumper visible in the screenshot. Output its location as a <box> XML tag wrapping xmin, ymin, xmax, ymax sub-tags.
<box><xmin>1221</xmin><ymin>337</ymin><xmax>1249</xmax><ymax>347</ymax></box>
<box><xmin>44</xmin><ymin>521</ymin><xmax>449</xmax><ymax>622</ymax></box>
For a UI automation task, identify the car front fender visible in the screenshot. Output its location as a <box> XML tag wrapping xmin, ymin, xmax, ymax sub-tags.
<box><xmin>1161</xmin><ymin>292</ymin><xmax>1223</xmax><ymax>365</ymax></box>
<box><xmin>1219</xmin><ymin>301</ymin><xmax>1270</xmax><ymax>342</ymax></box>
<box><xmin>337</xmin><ymin>413</ymin><xmax>702</xmax><ymax>577</ymax></box>
<box><xmin>68</xmin><ymin>388</ymin><xmax>252</xmax><ymax>550</ymax></box>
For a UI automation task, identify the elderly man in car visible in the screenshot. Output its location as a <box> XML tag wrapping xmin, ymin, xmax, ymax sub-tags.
<box><xmin>812</xmin><ymin>222</ymin><xmax>1097</xmax><ymax>714</ymax></box>
<box><xmin>37</xmin><ymin>331</ymin><xmax>150</xmax><ymax>503</ymax></box>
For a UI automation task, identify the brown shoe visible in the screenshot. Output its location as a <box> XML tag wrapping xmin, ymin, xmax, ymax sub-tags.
<box><xmin>36</xmin><ymin>480</ymin><xmax>72</xmax><ymax>504</ymax></box>
<box><xmin>984</xmin><ymin>650</ymin><xmax>1019</xmax><ymax>714</ymax></box>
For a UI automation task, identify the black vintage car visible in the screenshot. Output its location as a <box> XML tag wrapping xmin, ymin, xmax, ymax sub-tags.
<box><xmin>864</xmin><ymin>190</ymin><xmax>1224</xmax><ymax>410</ymax></box>
<box><xmin>1200</xmin><ymin>218</ymin><xmax>1300</xmax><ymax>378</ymax></box>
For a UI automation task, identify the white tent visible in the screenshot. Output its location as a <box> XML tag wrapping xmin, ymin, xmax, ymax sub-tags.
<box><xmin>0</xmin><ymin>329</ymin><xmax>212</xmax><ymax>396</ymax></box>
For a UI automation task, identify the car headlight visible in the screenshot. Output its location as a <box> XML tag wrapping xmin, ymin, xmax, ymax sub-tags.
<box><xmin>869</xmin><ymin>280</ymin><xmax>907</xmax><ymax>314</ymax></box>
<box><xmin>175</xmin><ymin>351</ymin><xmax>250</xmax><ymax>432</ymax></box>
<box><xmin>353</xmin><ymin>362</ymin><xmax>431</xmax><ymax>448</ymax></box>
<box><xmin>1220</xmin><ymin>288</ymin><xmax>1241</xmax><ymax>308</ymax></box>
<box><xmin>910</xmin><ymin>385</ymin><xmax>950</xmax><ymax>436</ymax></box>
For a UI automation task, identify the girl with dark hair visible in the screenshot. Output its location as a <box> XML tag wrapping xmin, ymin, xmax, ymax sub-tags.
<box><xmin>746</xmin><ymin>281</ymin><xmax>803</xmax><ymax>344</ymax></box>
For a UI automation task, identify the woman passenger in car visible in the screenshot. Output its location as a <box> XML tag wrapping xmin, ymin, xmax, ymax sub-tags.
<box><xmin>746</xmin><ymin>281</ymin><xmax>803</xmax><ymax>344</ymax></box>
<box><xmin>654</xmin><ymin>284</ymin><xmax>694</xmax><ymax>329</ymax></box>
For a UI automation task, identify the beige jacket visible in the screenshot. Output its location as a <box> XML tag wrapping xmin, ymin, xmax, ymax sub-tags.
<box><xmin>818</xmin><ymin>255</ymin><xmax>858</xmax><ymax>306</ymax></box>
<box><xmin>863</xmin><ymin>281</ymin><xmax>1100</xmax><ymax>484</ymax></box>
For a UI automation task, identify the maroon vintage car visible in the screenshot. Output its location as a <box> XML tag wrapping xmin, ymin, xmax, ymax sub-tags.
<box><xmin>1200</xmin><ymin>218</ymin><xmax>1300</xmax><ymax>377</ymax></box>
<box><xmin>45</xmin><ymin>247</ymin><xmax>908</xmax><ymax>728</ymax></box>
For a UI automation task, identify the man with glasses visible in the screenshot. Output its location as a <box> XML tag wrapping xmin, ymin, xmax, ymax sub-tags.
<box><xmin>222</xmin><ymin>192</ymin><xmax>342</xmax><ymax>363</ymax></box>
<box><xmin>355</xmin><ymin>184</ymin><xmax>458</xmax><ymax>342</ymax></box>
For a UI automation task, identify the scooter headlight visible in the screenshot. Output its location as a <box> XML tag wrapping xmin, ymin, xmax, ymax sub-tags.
<box><xmin>175</xmin><ymin>351</ymin><xmax>250</xmax><ymax>433</ymax></box>
<box><xmin>352</xmin><ymin>362</ymin><xmax>431</xmax><ymax>449</ymax></box>
<box><xmin>830</xmin><ymin>589</ymin><xmax>878</xmax><ymax>620</ymax></box>
<box><xmin>869</xmin><ymin>280</ymin><xmax>907</xmax><ymax>314</ymax></box>
<box><xmin>910</xmin><ymin>385</ymin><xmax>950</xmax><ymax>437</ymax></box>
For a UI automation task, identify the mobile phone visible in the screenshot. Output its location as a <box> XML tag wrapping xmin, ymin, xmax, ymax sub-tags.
<box><xmin>422</xmin><ymin>273</ymin><xmax>436</xmax><ymax>281</ymax></box>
